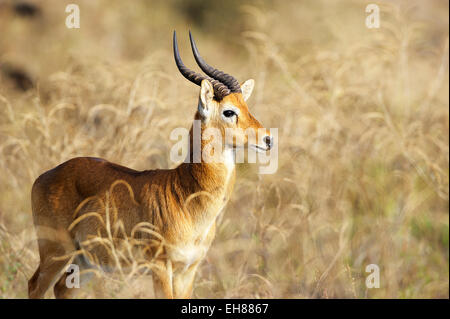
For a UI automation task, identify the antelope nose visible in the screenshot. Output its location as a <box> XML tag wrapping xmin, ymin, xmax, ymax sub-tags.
<box><xmin>263</xmin><ymin>135</ymin><xmax>273</xmax><ymax>150</ymax></box>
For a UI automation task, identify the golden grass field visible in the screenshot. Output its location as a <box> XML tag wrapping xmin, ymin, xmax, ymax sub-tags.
<box><xmin>0</xmin><ymin>0</ymin><xmax>448</xmax><ymax>298</ymax></box>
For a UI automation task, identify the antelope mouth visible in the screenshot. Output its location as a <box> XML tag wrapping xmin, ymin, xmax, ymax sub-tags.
<box><xmin>250</xmin><ymin>144</ymin><xmax>270</xmax><ymax>153</ymax></box>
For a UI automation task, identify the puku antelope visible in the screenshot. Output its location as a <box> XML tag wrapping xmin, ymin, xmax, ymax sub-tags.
<box><xmin>28</xmin><ymin>31</ymin><xmax>273</xmax><ymax>299</ymax></box>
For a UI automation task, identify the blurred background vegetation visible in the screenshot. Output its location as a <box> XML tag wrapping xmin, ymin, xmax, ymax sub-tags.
<box><xmin>0</xmin><ymin>0</ymin><xmax>448</xmax><ymax>298</ymax></box>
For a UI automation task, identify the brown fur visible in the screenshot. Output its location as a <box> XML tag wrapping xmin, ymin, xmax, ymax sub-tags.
<box><xmin>28</xmin><ymin>90</ymin><xmax>267</xmax><ymax>299</ymax></box>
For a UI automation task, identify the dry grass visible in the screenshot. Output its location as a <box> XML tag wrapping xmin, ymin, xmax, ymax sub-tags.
<box><xmin>0</xmin><ymin>0</ymin><xmax>448</xmax><ymax>298</ymax></box>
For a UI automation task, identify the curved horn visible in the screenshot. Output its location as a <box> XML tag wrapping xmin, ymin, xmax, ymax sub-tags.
<box><xmin>173</xmin><ymin>31</ymin><xmax>231</xmax><ymax>100</ymax></box>
<box><xmin>189</xmin><ymin>31</ymin><xmax>242</xmax><ymax>93</ymax></box>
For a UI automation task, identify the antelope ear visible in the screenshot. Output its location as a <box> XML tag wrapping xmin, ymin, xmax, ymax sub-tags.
<box><xmin>199</xmin><ymin>79</ymin><xmax>214</xmax><ymax>119</ymax></box>
<box><xmin>241</xmin><ymin>79</ymin><xmax>255</xmax><ymax>101</ymax></box>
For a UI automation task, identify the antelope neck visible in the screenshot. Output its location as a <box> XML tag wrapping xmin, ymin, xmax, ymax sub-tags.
<box><xmin>177</xmin><ymin>132</ymin><xmax>236</xmax><ymax>196</ymax></box>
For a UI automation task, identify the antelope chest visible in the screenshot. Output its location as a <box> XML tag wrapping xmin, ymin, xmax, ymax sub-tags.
<box><xmin>168</xmin><ymin>152</ymin><xmax>235</xmax><ymax>270</ymax></box>
<box><xmin>168</xmin><ymin>229</ymin><xmax>215</xmax><ymax>270</ymax></box>
<box><xmin>168</xmin><ymin>210</ymin><xmax>220</xmax><ymax>270</ymax></box>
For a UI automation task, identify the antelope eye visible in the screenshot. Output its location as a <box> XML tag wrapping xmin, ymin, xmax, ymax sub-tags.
<box><xmin>223</xmin><ymin>110</ymin><xmax>236</xmax><ymax>118</ymax></box>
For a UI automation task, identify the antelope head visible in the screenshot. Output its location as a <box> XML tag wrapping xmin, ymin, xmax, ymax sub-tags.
<box><xmin>173</xmin><ymin>31</ymin><xmax>273</xmax><ymax>158</ymax></box>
